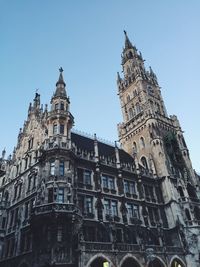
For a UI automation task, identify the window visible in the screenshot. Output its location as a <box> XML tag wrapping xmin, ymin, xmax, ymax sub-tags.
<box><xmin>53</xmin><ymin>124</ymin><xmax>58</xmax><ymax>134</ymax></box>
<box><xmin>48</xmin><ymin>188</ymin><xmax>54</xmax><ymax>203</ymax></box>
<box><xmin>141</xmin><ymin>156</ymin><xmax>148</xmax><ymax>170</ymax></box>
<box><xmin>111</xmin><ymin>200</ymin><xmax>118</xmax><ymax>216</ymax></box>
<box><xmin>13</xmin><ymin>186</ymin><xmax>18</xmax><ymax>200</ymax></box>
<box><xmin>124</xmin><ymin>180</ymin><xmax>136</xmax><ymax>195</ymax></box>
<box><xmin>104</xmin><ymin>199</ymin><xmax>118</xmax><ymax>217</ymax></box>
<box><xmin>133</xmin><ymin>142</ymin><xmax>137</xmax><ymax>153</ymax></box>
<box><xmin>60</xmin><ymin>102</ymin><xmax>64</xmax><ymax>110</ymax></box>
<box><xmin>126</xmin><ymin>94</ymin><xmax>131</xmax><ymax>103</ymax></box>
<box><xmin>136</xmin><ymin>102</ymin><xmax>141</xmax><ymax>114</ymax></box>
<box><xmin>18</xmin><ymin>183</ymin><xmax>22</xmax><ymax>198</ymax></box>
<box><xmin>84</xmin><ymin>170</ymin><xmax>92</xmax><ymax>185</ymax></box>
<box><xmin>57</xmin><ymin>188</ymin><xmax>64</xmax><ymax>203</ymax></box>
<box><xmin>24</xmin><ymin>202</ymin><xmax>29</xmax><ymax>219</ymax></box>
<box><xmin>101</xmin><ymin>174</ymin><xmax>115</xmax><ymax>190</ymax></box>
<box><xmin>104</xmin><ymin>199</ymin><xmax>110</xmax><ymax>215</ymax></box>
<box><xmin>50</xmin><ymin>160</ymin><xmax>55</xmax><ymax>175</ymax></box>
<box><xmin>129</xmin><ymin>108</ymin><xmax>133</xmax><ymax>119</ymax></box>
<box><xmin>127</xmin><ymin>203</ymin><xmax>139</xmax><ymax>218</ymax></box>
<box><xmin>144</xmin><ymin>185</ymin><xmax>155</xmax><ymax>201</ymax></box>
<box><xmin>148</xmin><ymin>207</ymin><xmax>160</xmax><ymax>223</ymax></box>
<box><xmin>85</xmin><ymin>196</ymin><xmax>93</xmax><ymax>214</ymax></box>
<box><xmin>59</xmin><ymin>161</ymin><xmax>64</xmax><ymax>176</ymax></box>
<box><xmin>25</xmin><ymin>158</ymin><xmax>28</xmax><ymax>170</ymax></box>
<box><xmin>55</xmin><ymin>103</ymin><xmax>59</xmax><ymax>110</ymax></box>
<box><xmin>140</xmin><ymin>137</ymin><xmax>145</xmax><ymax>149</ymax></box>
<box><xmin>60</xmin><ymin>124</ymin><xmax>64</xmax><ymax>134</ymax></box>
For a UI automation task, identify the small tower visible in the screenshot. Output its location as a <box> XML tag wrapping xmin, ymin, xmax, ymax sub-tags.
<box><xmin>47</xmin><ymin>68</ymin><xmax>74</xmax><ymax>148</ymax></box>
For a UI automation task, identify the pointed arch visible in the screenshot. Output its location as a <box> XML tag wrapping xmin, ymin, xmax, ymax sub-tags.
<box><xmin>148</xmin><ymin>256</ymin><xmax>166</xmax><ymax>267</ymax></box>
<box><xmin>170</xmin><ymin>256</ymin><xmax>186</xmax><ymax>267</ymax></box>
<box><xmin>140</xmin><ymin>137</ymin><xmax>145</xmax><ymax>149</ymax></box>
<box><xmin>86</xmin><ymin>253</ymin><xmax>114</xmax><ymax>267</ymax></box>
<box><xmin>119</xmin><ymin>254</ymin><xmax>142</xmax><ymax>267</ymax></box>
<box><xmin>141</xmin><ymin>156</ymin><xmax>148</xmax><ymax>170</ymax></box>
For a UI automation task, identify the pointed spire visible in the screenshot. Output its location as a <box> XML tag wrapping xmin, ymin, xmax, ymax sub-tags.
<box><xmin>56</xmin><ymin>67</ymin><xmax>66</xmax><ymax>87</ymax></box>
<box><xmin>2</xmin><ymin>148</ymin><xmax>6</xmax><ymax>159</ymax></box>
<box><xmin>54</xmin><ymin>67</ymin><xmax>67</xmax><ymax>98</ymax></box>
<box><xmin>124</xmin><ymin>30</ymin><xmax>133</xmax><ymax>50</ymax></box>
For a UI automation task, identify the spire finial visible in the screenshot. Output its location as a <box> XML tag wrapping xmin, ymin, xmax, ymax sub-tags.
<box><xmin>123</xmin><ymin>30</ymin><xmax>133</xmax><ymax>50</ymax></box>
<box><xmin>59</xmin><ymin>67</ymin><xmax>63</xmax><ymax>73</ymax></box>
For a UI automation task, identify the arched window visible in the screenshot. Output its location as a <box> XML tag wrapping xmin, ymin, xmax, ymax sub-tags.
<box><xmin>140</xmin><ymin>137</ymin><xmax>145</xmax><ymax>149</ymax></box>
<box><xmin>141</xmin><ymin>156</ymin><xmax>148</xmax><ymax>170</ymax></box>
<box><xmin>129</xmin><ymin>108</ymin><xmax>133</xmax><ymax>119</ymax></box>
<box><xmin>133</xmin><ymin>142</ymin><xmax>137</xmax><ymax>153</ymax></box>
<box><xmin>127</xmin><ymin>94</ymin><xmax>131</xmax><ymax>102</ymax></box>
<box><xmin>136</xmin><ymin>102</ymin><xmax>140</xmax><ymax>114</ymax></box>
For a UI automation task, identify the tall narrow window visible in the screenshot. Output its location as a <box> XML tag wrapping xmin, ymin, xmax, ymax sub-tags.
<box><xmin>85</xmin><ymin>196</ymin><xmax>93</xmax><ymax>214</ymax></box>
<box><xmin>57</xmin><ymin>188</ymin><xmax>64</xmax><ymax>203</ymax></box>
<box><xmin>60</xmin><ymin>124</ymin><xmax>64</xmax><ymax>134</ymax></box>
<box><xmin>48</xmin><ymin>188</ymin><xmax>54</xmax><ymax>203</ymax></box>
<box><xmin>60</xmin><ymin>102</ymin><xmax>64</xmax><ymax>110</ymax></box>
<box><xmin>111</xmin><ymin>200</ymin><xmax>118</xmax><ymax>216</ymax></box>
<box><xmin>84</xmin><ymin>170</ymin><xmax>92</xmax><ymax>185</ymax></box>
<box><xmin>129</xmin><ymin>108</ymin><xmax>133</xmax><ymax>119</ymax></box>
<box><xmin>140</xmin><ymin>137</ymin><xmax>145</xmax><ymax>148</ymax></box>
<box><xmin>141</xmin><ymin>156</ymin><xmax>148</xmax><ymax>170</ymax></box>
<box><xmin>136</xmin><ymin>102</ymin><xmax>140</xmax><ymax>114</ymax></box>
<box><xmin>59</xmin><ymin>161</ymin><xmax>64</xmax><ymax>176</ymax></box>
<box><xmin>24</xmin><ymin>202</ymin><xmax>29</xmax><ymax>219</ymax></box>
<box><xmin>50</xmin><ymin>160</ymin><xmax>55</xmax><ymax>175</ymax></box>
<box><xmin>53</xmin><ymin>124</ymin><xmax>58</xmax><ymax>135</ymax></box>
<box><xmin>104</xmin><ymin>199</ymin><xmax>110</xmax><ymax>215</ymax></box>
<box><xmin>55</xmin><ymin>103</ymin><xmax>59</xmax><ymax>110</ymax></box>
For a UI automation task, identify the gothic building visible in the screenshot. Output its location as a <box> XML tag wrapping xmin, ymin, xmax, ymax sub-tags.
<box><xmin>0</xmin><ymin>32</ymin><xmax>199</xmax><ymax>267</ymax></box>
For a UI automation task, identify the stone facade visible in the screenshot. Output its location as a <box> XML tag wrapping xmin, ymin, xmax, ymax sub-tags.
<box><xmin>0</xmin><ymin>33</ymin><xmax>199</xmax><ymax>267</ymax></box>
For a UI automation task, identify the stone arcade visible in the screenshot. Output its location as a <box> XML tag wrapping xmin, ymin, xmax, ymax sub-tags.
<box><xmin>0</xmin><ymin>32</ymin><xmax>199</xmax><ymax>267</ymax></box>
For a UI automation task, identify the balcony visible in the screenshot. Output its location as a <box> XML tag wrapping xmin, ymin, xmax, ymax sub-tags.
<box><xmin>32</xmin><ymin>203</ymin><xmax>82</xmax><ymax>217</ymax></box>
<box><xmin>42</xmin><ymin>136</ymin><xmax>70</xmax><ymax>151</ymax></box>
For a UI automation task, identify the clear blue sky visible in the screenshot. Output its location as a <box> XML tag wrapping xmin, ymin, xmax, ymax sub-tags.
<box><xmin>0</xmin><ymin>1</ymin><xmax>199</xmax><ymax>172</ymax></box>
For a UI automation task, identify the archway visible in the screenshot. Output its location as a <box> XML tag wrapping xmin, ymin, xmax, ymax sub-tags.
<box><xmin>171</xmin><ymin>258</ymin><xmax>185</xmax><ymax>267</ymax></box>
<box><xmin>121</xmin><ymin>257</ymin><xmax>141</xmax><ymax>267</ymax></box>
<box><xmin>90</xmin><ymin>257</ymin><xmax>111</xmax><ymax>267</ymax></box>
<box><xmin>148</xmin><ymin>258</ymin><xmax>165</xmax><ymax>267</ymax></box>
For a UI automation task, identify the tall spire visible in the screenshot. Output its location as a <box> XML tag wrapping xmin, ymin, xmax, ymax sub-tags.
<box><xmin>124</xmin><ymin>30</ymin><xmax>133</xmax><ymax>50</ymax></box>
<box><xmin>54</xmin><ymin>67</ymin><xmax>67</xmax><ymax>98</ymax></box>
